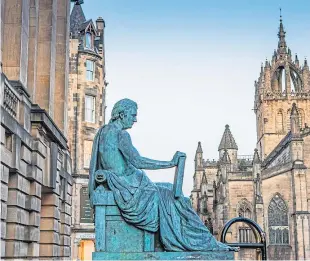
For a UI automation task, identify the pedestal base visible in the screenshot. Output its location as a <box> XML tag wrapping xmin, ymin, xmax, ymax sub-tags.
<box><xmin>92</xmin><ymin>251</ymin><xmax>234</xmax><ymax>260</ymax></box>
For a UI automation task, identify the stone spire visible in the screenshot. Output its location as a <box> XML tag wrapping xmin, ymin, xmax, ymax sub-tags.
<box><xmin>277</xmin><ymin>9</ymin><xmax>287</xmax><ymax>55</ymax></box>
<box><xmin>253</xmin><ymin>149</ymin><xmax>261</xmax><ymax>164</ymax></box>
<box><xmin>218</xmin><ymin>125</ymin><xmax>238</xmax><ymax>151</ymax></box>
<box><xmin>70</xmin><ymin>1</ymin><xmax>86</xmax><ymax>38</ymax></box>
<box><xmin>195</xmin><ymin>141</ymin><xmax>203</xmax><ymax>170</ymax></box>
<box><xmin>196</xmin><ymin>141</ymin><xmax>203</xmax><ymax>153</ymax></box>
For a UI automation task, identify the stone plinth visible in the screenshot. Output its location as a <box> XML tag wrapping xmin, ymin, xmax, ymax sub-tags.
<box><xmin>93</xmin><ymin>251</ymin><xmax>234</xmax><ymax>260</ymax></box>
<box><xmin>92</xmin><ymin>186</ymin><xmax>234</xmax><ymax>260</ymax></box>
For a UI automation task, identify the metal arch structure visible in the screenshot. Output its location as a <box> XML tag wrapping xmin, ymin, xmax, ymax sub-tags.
<box><xmin>219</xmin><ymin>217</ymin><xmax>267</xmax><ymax>260</ymax></box>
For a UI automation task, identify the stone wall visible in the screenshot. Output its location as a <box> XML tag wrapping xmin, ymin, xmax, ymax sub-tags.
<box><xmin>2</xmin><ymin>0</ymin><xmax>71</xmax><ymax>134</ymax></box>
<box><xmin>1</xmin><ymin>75</ymin><xmax>72</xmax><ymax>259</ymax></box>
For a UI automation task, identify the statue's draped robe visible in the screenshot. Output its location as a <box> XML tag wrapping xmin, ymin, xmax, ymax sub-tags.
<box><xmin>89</xmin><ymin>127</ymin><xmax>230</xmax><ymax>252</ymax></box>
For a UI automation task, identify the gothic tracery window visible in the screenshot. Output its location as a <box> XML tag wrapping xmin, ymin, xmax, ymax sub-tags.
<box><xmin>268</xmin><ymin>194</ymin><xmax>289</xmax><ymax>245</ymax></box>
<box><xmin>237</xmin><ymin>200</ymin><xmax>253</xmax><ymax>243</ymax></box>
<box><xmin>238</xmin><ymin>200</ymin><xmax>252</xmax><ymax>219</ymax></box>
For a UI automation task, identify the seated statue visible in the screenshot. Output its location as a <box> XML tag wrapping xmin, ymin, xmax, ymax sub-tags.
<box><xmin>89</xmin><ymin>98</ymin><xmax>236</xmax><ymax>252</ymax></box>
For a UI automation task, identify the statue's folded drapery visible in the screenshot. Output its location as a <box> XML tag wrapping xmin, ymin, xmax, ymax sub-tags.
<box><xmin>104</xmin><ymin>169</ymin><xmax>231</xmax><ymax>252</ymax></box>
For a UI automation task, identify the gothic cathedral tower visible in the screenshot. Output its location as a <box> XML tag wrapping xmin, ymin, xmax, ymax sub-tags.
<box><xmin>254</xmin><ymin>15</ymin><xmax>310</xmax><ymax>160</ymax></box>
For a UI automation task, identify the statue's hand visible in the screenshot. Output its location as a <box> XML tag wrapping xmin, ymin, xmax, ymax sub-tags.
<box><xmin>172</xmin><ymin>151</ymin><xmax>186</xmax><ymax>166</ymax></box>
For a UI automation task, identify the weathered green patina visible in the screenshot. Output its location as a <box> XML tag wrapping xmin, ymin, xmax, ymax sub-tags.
<box><xmin>89</xmin><ymin>99</ymin><xmax>236</xmax><ymax>260</ymax></box>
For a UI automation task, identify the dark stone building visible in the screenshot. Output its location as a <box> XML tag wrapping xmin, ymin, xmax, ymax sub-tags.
<box><xmin>191</xmin><ymin>16</ymin><xmax>310</xmax><ymax>260</ymax></box>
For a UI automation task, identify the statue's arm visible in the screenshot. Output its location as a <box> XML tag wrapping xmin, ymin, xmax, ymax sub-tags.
<box><xmin>118</xmin><ymin>130</ymin><xmax>175</xmax><ymax>170</ymax></box>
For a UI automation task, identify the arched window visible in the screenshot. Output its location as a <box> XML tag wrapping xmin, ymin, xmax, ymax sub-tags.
<box><xmin>85</xmin><ymin>32</ymin><xmax>92</xmax><ymax>49</ymax></box>
<box><xmin>276</xmin><ymin>110</ymin><xmax>284</xmax><ymax>133</ymax></box>
<box><xmin>273</xmin><ymin>65</ymin><xmax>303</xmax><ymax>93</ymax></box>
<box><xmin>237</xmin><ymin>199</ymin><xmax>253</xmax><ymax>243</ymax></box>
<box><xmin>268</xmin><ymin>194</ymin><xmax>289</xmax><ymax>245</ymax></box>
<box><xmin>238</xmin><ymin>199</ymin><xmax>252</xmax><ymax>219</ymax></box>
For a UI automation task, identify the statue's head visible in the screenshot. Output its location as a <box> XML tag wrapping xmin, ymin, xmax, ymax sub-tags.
<box><xmin>110</xmin><ymin>99</ymin><xmax>138</xmax><ymax>129</ymax></box>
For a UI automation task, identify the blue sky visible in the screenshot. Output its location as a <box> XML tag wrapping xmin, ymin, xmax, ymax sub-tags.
<box><xmin>80</xmin><ymin>0</ymin><xmax>310</xmax><ymax>195</ymax></box>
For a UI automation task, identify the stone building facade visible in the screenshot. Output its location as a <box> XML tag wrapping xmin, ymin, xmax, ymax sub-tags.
<box><xmin>67</xmin><ymin>2</ymin><xmax>107</xmax><ymax>260</ymax></box>
<box><xmin>191</xmin><ymin>17</ymin><xmax>310</xmax><ymax>260</ymax></box>
<box><xmin>1</xmin><ymin>0</ymin><xmax>73</xmax><ymax>260</ymax></box>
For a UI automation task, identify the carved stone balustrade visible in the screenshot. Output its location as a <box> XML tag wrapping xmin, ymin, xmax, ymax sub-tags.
<box><xmin>2</xmin><ymin>76</ymin><xmax>20</xmax><ymax>119</ymax></box>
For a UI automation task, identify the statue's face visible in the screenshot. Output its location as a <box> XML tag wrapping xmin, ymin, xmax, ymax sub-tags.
<box><xmin>121</xmin><ymin>108</ymin><xmax>137</xmax><ymax>129</ymax></box>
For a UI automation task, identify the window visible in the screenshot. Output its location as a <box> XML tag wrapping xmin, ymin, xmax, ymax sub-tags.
<box><xmin>86</xmin><ymin>60</ymin><xmax>94</xmax><ymax>81</ymax></box>
<box><xmin>85</xmin><ymin>32</ymin><xmax>92</xmax><ymax>49</ymax></box>
<box><xmin>238</xmin><ymin>200</ymin><xmax>251</xmax><ymax>219</ymax></box>
<box><xmin>268</xmin><ymin>194</ymin><xmax>289</xmax><ymax>245</ymax></box>
<box><xmin>276</xmin><ymin>110</ymin><xmax>284</xmax><ymax>133</ymax></box>
<box><xmin>84</xmin><ymin>140</ymin><xmax>93</xmax><ymax>168</ymax></box>
<box><xmin>237</xmin><ymin>199</ymin><xmax>254</xmax><ymax>243</ymax></box>
<box><xmin>85</xmin><ymin>95</ymin><xmax>95</xmax><ymax>123</ymax></box>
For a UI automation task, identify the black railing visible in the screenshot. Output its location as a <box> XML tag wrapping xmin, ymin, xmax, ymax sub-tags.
<box><xmin>219</xmin><ymin>217</ymin><xmax>267</xmax><ymax>260</ymax></box>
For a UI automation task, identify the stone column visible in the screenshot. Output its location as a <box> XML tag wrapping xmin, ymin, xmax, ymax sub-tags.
<box><xmin>27</xmin><ymin>0</ymin><xmax>39</xmax><ymax>100</ymax></box>
<box><xmin>35</xmin><ymin>0</ymin><xmax>57</xmax><ymax>117</ymax></box>
<box><xmin>2</xmin><ymin>0</ymin><xmax>30</xmax><ymax>86</ymax></box>
<box><xmin>0</xmin><ymin>0</ymin><xmax>4</xmax><ymax>72</ymax></box>
<box><xmin>54</xmin><ymin>0</ymin><xmax>70</xmax><ymax>134</ymax></box>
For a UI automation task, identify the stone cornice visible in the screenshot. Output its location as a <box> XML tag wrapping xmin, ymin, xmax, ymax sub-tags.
<box><xmin>31</xmin><ymin>105</ymin><xmax>68</xmax><ymax>149</ymax></box>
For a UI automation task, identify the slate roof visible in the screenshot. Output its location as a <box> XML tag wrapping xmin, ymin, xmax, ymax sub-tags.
<box><xmin>218</xmin><ymin>125</ymin><xmax>238</xmax><ymax>151</ymax></box>
<box><xmin>79</xmin><ymin>19</ymin><xmax>94</xmax><ymax>32</ymax></box>
<box><xmin>262</xmin><ymin>132</ymin><xmax>292</xmax><ymax>168</ymax></box>
<box><xmin>70</xmin><ymin>3</ymin><xmax>86</xmax><ymax>37</ymax></box>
